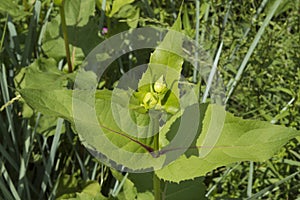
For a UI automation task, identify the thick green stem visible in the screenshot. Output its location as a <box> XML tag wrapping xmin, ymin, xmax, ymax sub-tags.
<box><xmin>152</xmin><ymin>111</ymin><xmax>161</xmax><ymax>200</ymax></box>
<box><xmin>153</xmin><ymin>171</ymin><xmax>161</xmax><ymax>200</ymax></box>
<box><xmin>59</xmin><ymin>3</ymin><xmax>72</xmax><ymax>73</ymax></box>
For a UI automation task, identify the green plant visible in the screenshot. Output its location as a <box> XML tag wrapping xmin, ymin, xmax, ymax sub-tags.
<box><xmin>1</xmin><ymin>0</ymin><xmax>299</xmax><ymax>199</ymax></box>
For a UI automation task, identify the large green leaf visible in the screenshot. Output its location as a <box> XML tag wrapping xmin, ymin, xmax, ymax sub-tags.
<box><xmin>18</xmin><ymin>66</ymin><xmax>163</xmax><ymax>171</ymax></box>
<box><xmin>20</xmin><ymin>86</ymin><xmax>164</xmax><ymax>171</ymax></box>
<box><xmin>155</xmin><ymin>104</ymin><xmax>300</xmax><ymax>183</ymax></box>
<box><xmin>15</xmin><ymin>58</ymin><xmax>69</xmax><ymax>136</ymax></box>
<box><xmin>16</xmin><ymin>58</ymin><xmax>74</xmax><ymax>120</ymax></box>
<box><xmin>73</xmin><ymin>88</ymin><xmax>166</xmax><ymax>171</ymax></box>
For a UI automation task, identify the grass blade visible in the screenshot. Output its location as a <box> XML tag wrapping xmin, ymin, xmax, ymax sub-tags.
<box><xmin>0</xmin><ymin>162</ymin><xmax>21</xmax><ymax>200</ymax></box>
<box><xmin>247</xmin><ymin>161</ymin><xmax>254</xmax><ymax>197</ymax></box>
<box><xmin>21</xmin><ymin>0</ymin><xmax>41</xmax><ymax>66</ymax></box>
<box><xmin>0</xmin><ymin>64</ymin><xmax>18</xmax><ymax>155</ymax></box>
<box><xmin>7</xmin><ymin>16</ymin><xmax>21</xmax><ymax>64</ymax></box>
<box><xmin>202</xmin><ymin>41</ymin><xmax>223</xmax><ymax>103</ymax></box>
<box><xmin>39</xmin><ymin>118</ymin><xmax>64</xmax><ymax>199</ymax></box>
<box><xmin>247</xmin><ymin>171</ymin><xmax>300</xmax><ymax>200</ymax></box>
<box><xmin>37</xmin><ymin>2</ymin><xmax>53</xmax><ymax>54</ymax></box>
<box><xmin>225</xmin><ymin>0</ymin><xmax>283</xmax><ymax>103</ymax></box>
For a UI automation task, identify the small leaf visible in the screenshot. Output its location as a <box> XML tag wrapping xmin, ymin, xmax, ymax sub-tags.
<box><xmin>0</xmin><ymin>0</ymin><xmax>29</xmax><ymax>20</ymax></box>
<box><xmin>34</xmin><ymin>115</ymin><xmax>66</xmax><ymax>137</ymax></box>
<box><xmin>109</xmin><ymin>0</ymin><xmax>135</xmax><ymax>17</ymax></box>
<box><xmin>64</xmin><ymin>0</ymin><xmax>95</xmax><ymax>27</ymax></box>
<box><xmin>56</xmin><ymin>174</ymin><xmax>106</xmax><ymax>200</ymax></box>
<box><xmin>126</xmin><ymin>7</ymin><xmax>140</xmax><ymax>28</ymax></box>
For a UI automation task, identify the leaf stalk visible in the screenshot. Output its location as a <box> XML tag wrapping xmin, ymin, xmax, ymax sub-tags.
<box><xmin>59</xmin><ymin>2</ymin><xmax>72</xmax><ymax>73</ymax></box>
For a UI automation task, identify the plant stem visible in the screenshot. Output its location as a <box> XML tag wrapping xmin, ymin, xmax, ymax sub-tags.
<box><xmin>153</xmin><ymin>171</ymin><xmax>161</xmax><ymax>200</ymax></box>
<box><xmin>152</xmin><ymin>111</ymin><xmax>161</xmax><ymax>200</ymax></box>
<box><xmin>59</xmin><ymin>3</ymin><xmax>72</xmax><ymax>73</ymax></box>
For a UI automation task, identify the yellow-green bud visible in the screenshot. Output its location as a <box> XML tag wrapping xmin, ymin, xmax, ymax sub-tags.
<box><xmin>142</xmin><ymin>92</ymin><xmax>158</xmax><ymax>109</ymax></box>
<box><xmin>154</xmin><ymin>75</ymin><xmax>166</xmax><ymax>93</ymax></box>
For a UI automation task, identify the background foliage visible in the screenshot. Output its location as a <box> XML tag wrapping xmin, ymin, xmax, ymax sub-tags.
<box><xmin>0</xmin><ymin>0</ymin><xmax>299</xmax><ymax>199</ymax></box>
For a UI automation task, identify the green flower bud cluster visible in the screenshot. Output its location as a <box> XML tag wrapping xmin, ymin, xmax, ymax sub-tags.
<box><xmin>142</xmin><ymin>92</ymin><xmax>158</xmax><ymax>110</ymax></box>
<box><xmin>141</xmin><ymin>75</ymin><xmax>167</xmax><ymax>110</ymax></box>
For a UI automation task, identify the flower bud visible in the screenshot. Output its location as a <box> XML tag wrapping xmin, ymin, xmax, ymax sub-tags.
<box><xmin>142</xmin><ymin>92</ymin><xmax>158</xmax><ymax>109</ymax></box>
<box><xmin>154</xmin><ymin>75</ymin><xmax>166</xmax><ymax>93</ymax></box>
